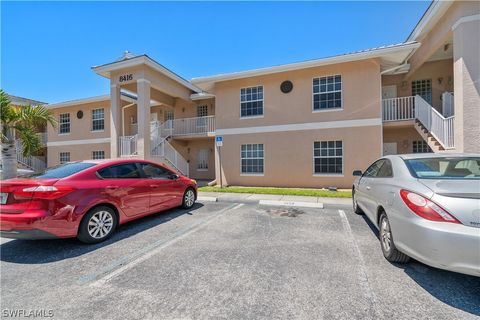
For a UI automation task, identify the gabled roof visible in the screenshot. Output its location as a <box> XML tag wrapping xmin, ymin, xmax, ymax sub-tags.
<box><xmin>191</xmin><ymin>42</ymin><xmax>420</xmax><ymax>88</ymax></box>
<box><xmin>92</xmin><ymin>54</ymin><xmax>203</xmax><ymax>93</ymax></box>
<box><xmin>406</xmin><ymin>1</ymin><xmax>453</xmax><ymax>42</ymax></box>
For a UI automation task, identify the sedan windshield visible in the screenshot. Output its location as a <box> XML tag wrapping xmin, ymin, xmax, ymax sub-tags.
<box><xmin>405</xmin><ymin>157</ymin><xmax>480</xmax><ymax>179</ymax></box>
<box><xmin>25</xmin><ymin>162</ymin><xmax>96</xmax><ymax>179</ymax></box>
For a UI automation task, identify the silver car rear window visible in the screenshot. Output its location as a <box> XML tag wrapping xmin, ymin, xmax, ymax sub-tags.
<box><xmin>404</xmin><ymin>157</ymin><xmax>480</xmax><ymax>179</ymax></box>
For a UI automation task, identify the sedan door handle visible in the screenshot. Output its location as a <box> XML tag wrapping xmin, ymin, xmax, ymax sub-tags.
<box><xmin>149</xmin><ymin>185</ymin><xmax>160</xmax><ymax>188</ymax></box>
<box><xmin>106</xmin><ymin>186</ymin><xmax>119</xmax><ymax>190</ymax></box>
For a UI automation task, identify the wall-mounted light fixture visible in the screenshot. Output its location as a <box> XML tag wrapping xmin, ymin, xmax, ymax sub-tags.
<box><xmin>438</xmin><ymin>77</ymin><xmax>443</xmax><ymax>85</ymax></box>
<box><xmin>402</xmin><ymin>140</ymin><xmax>409</xmax><ymax>149</ymax></box>
<box><xmin>401</xmin><ymin>81</ymin><xmax>408</xmax><ymax>89</ymax></box>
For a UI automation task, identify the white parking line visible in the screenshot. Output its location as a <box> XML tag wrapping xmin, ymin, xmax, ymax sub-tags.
<box><xmin>259</xmin><ymin>200</ymin><xmax>324</xmax><ymax>208</ymax></box>
<box><xmin>232</xmin><ymin>203</ymin><xmax>245</xmax><ymax>210</ymax></box>
<box><xmin>197</xmin><ymin>196</ymin><xmax>218</xmax><ymax>202</ymax></box>
<box><xmin>338</xmin><ymin>209</ymin><xmax>379</xmax><ymax>318</ymax></box>
<box><xmin>80</xmin><ymin>203</ymin><xmax>238</xmax><ymax>286</ymax></box>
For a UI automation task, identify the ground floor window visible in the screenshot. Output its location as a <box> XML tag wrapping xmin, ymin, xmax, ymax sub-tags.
<box><xmin>197</xmin><ymin>149</ymin><xmax>209</xmax><ymax>170</ymax></box>
<box><xmin>241</xmin><ymin>144</ymin><xmax>264</xmax><ymax>174</ymax></box>
<box><xmin>92</xmin><ymin>150</ymin><xmax>105</xmax><ymax>160</ymax></box>
<box><xmin>60</xmin><ymin>152</ymin><xmax>70</xmax><ymax>164</ymax></box>
<box><xmin>314</xmin><ymin>140</ymin><xmax>343</xmax><ymax>174</ymax></box>
<box><xmin>412</xmin><ymin>140</ymin><xmax>432</xmax><ymax>153</ymax></box>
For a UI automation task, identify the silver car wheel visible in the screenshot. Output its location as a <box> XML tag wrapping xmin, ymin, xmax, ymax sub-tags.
<box><xmin>185</xmin><ymin>189</ymin><xmax>195</xmax><ymax>207</ymax></box>
<box><xmin>87</xmin><ymin>210</ymin><xmax>114</xmax><ymax>239</ymax></box>
<box><xmin>380</xmin><ymin>217</ymin><xmax>392</xmax><ymax>253</ymax></box>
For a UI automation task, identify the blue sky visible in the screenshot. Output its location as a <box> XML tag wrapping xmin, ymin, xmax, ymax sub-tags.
<box><xmin>1</xmin><ymin>1</ymin><xmax>430</xmax><ymax>103</ymax></box>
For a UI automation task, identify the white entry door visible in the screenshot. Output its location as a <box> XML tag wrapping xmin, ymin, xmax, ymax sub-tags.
<box><xmin>382</xmin><ymin>85</ymin><xmax>397</xmax><ymax>99</ymax></box>
<box><xmin>383</xmin><ymin>143</ymin><xmax>398</xmax><ymax>155</ymax></box>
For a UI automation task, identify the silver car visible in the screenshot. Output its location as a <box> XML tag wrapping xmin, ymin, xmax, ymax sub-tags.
<box><xmin>352</xmin><ymin>154</ymin><xmax>480</xmax><ymax>277</ymax></box>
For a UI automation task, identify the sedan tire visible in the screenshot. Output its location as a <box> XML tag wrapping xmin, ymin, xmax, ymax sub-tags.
<box><xmin>78</xmin><ymin>206</ymin><xmax>117</xmax><ymax>244</ymax></box>
<box><xmin>182</xmin><ymin>188</ymin><xmax>196</xmax><ymax>209</ymax></box>
<box><xmin>379</xmin><ymin>212</ymin><xmax>410</xmax><ymax>263</ymax></box>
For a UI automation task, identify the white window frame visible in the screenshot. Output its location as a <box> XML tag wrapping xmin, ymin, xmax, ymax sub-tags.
<box><xmin>240</xmin><ymin>143</ymin><xmax>264</xmax><ymax>176</ymax></box>
<box><xmin>312</xmin><ymin>74</ymin><xmax>343</xmax><ymax>112</ymax></box>
<box><xmin>91</xmin><ymin>108</ymin><xmax>105</xmax><ymax>132</ymax></box>
<box><xmin>59</xmin><ymin>113</ymin><xmax>70</xmax><ymax>134</ymax></box>
<box><xmin>197</xmin><ymin>149</ymin><xmax>209</xmax><ymax>171</ymax></box>
<box><xmin>92</xmin><ymin>150</ymin><xmax>105</xmax><ymax>160</ymax></box>
<box><xmin>59</xmin><ymin>152</ymin><xmax>70</xmax><ymax>164</ymax></box>
<box><xmin>240</xmin><ymin>85</ymin><xmax>264</xmax><ymax>119</ymax></box>
<box><xmin>313</xmin><ymin>140</ymin><xmax>344</xmax><ymax>176</ymax></box>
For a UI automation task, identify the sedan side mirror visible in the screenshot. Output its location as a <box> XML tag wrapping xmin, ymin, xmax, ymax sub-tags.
<box><xmin>352</xmin><ymin>170</ymin><xmax>363</xmax><ymax>177</ymax></box>
<box><xmin>169</xmin><ymin>174</ymin><xmax>180</xmax><ymax>180</ymax></box>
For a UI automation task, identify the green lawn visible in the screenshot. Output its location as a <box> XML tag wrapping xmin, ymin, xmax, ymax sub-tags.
<box><xmin>198</xmin><ymin>186</ymin><xmax>352</xmax><ymax>198</ymax></box>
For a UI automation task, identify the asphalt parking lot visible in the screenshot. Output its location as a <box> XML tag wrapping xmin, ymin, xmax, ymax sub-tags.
<box><xmin>1</xmin><ymin>200</ymin><xmax>479</xmax><ymax>320</ymax></box>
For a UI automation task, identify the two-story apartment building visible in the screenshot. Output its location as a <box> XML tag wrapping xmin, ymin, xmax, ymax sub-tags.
<box><xmin>45</xmin><ymin>0</ymin><xmax>479</xmax><ymax>188</ymax></box>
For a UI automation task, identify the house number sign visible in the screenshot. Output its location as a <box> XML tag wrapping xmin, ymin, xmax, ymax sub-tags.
<box><xmin>119</xmin><ymin>74</ymin><xmax>133</xmax><ymax>82</ymax></box>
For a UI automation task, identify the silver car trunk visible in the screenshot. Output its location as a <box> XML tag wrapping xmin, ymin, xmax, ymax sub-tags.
<box><xmin>419</xmin><ymin>179</ymin><xmax>480</xmax><ymax>228</ymax></box>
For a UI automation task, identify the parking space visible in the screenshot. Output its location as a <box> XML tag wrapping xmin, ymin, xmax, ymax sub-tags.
<box><xmin>1</xmin><ymin>200</ymin><xmax>479</xmax><ymax>319</ymax></box>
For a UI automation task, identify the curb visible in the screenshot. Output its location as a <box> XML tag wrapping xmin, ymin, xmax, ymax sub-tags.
<box><xmin>259</xmin><ymin>200</ymin><xmax>324</xmax><ymax>209</ymax></box>
<box><xmin>197</xmin><ymin>196</ymin><xmax>218</xmax><ymax>202</ymax></box>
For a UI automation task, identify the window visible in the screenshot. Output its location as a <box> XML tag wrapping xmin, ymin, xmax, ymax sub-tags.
<box><xmin>313</xmin><ymin>75</ymin><xmax>342</xmax><ymax>110</ymax></box>
<box><xmin>97</xmin><ymin>163</ymin><xmax>141</xmax><ymax>179</ymax></box>
<box><xmin>240</xmin><ymin>86</ymin><xmax>263</xmax><ymax>117</ymax></box>
<box><xmin>412</xmin><ymin>79</ymin><xmax>432</xmax><ymax>105</ymax></box>
<box><xmin>92</xmin><ymin>150</ymin><xmax>105</xmax><ymax>160</ymax></box>
<box><xmin>412</xmin><ymin>140</ymin><xmax>432</xmax><ymax>153</ymax></box>
<box><xmin>197</xmin><ymin>149</ymin><xmax>209</xmax><ymax>170</ymax></box>
<box><xmin>26</xmin><ymin>162</ymin><xmax>96</xmax><ymax>179</ymax></box>
<box><xmin>92</xmin><ymin>108</ymin><xmax>105</xmax><ymax>131</ymax></box>
<box><xmin>405</xmin><ymin>157</ymin><xmax>480</xmax><ymax>179</ymax></box>
<box><xmin>139</xmin><ymin>163</ymin><xmax>172</xmax><ymax>179</ymax></box>
<box><xmin>59</xmin><ymin>113</ymin><xmax>70</xmax><ymax>134</ymax></box>
<box><xmin>241</xmin><ymin>144</ymin><xmax>264</xmax><ymax>174</ymax></box>
<box><xmin>197</xmin><ymin>105</ymin><xmax>208</xmax><ymax>117</ymax></box>
<box><xmin>377</xmin><ymin>160</ymin><xmax>393</xmax><ymax>177</ymax></box>
<box><xmin>59</xmin><ymin>152</ymin><xmax>70</xmax><ymax>164</ymax></box>
<box><xmin>313</xmin><ymin>141</ymin><xmax>343</xmax><ymax>174</ymax></box>
<box><xmin>363</xmin><ymin>159</ymin><xmax>386</xmax><ymax>178</ymax></box>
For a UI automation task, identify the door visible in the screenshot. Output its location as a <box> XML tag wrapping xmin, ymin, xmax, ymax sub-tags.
<box><xmin>164</xmin><ymin>110</ymin><xmax>174</xmax><ymax>129</ymax></box>
<box><xmin>382</xmin><ymin>85</ymin><xmax>397</xmax><ymax>99</ymax></box>
<box><xmin>96</xmin><ymin>163</ymin><xmax>151</xmax><ymax>217</ymax></box>
<box><xmin>138</xmin><ymin>162</ymin><xmax>185</xmax><ymax>211</ymax></box>
<box><xmin>383</xmin><ymin>143</ymin><xmax>397</xmax><ymax>156</ymax></box>
<box><xmin>356</xmin><ymin>159</ymin><xmax>386</xmax><ymax>220</ymax></box>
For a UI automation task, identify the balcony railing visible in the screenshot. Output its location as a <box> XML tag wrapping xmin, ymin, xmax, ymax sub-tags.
<box><xmin>415</xmin><ymin>96</ymin><xmax>455</xmax><ymax>149</ymax></box>
<box><xmin>119</xmin><ymin>135</ymin><xmax>138</xmax><ymax>157</ymax></box>
<box><xmin>165</xmin><ymin>115</ymin><xmax>215</xmax><ymax>137</ymax></box>
<box><xmin>382</xmin><ymin>96</ymin><xmax>415</xmax><ymax>122</ymax></box>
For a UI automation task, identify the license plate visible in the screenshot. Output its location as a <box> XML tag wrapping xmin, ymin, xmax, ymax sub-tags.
<box><xmin>0</xmin><ymin>192</ymin><xmax>8</xmax><ymax>204</ymax></box>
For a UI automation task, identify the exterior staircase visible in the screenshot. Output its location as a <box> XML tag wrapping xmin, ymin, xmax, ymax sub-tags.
<box><xmin>413</xmin><ymin>120</ymin><xmax>446</xmax><ymax>152</ymax></box>
<box><xmin>15</xmin><ymin>139</ymin><xmax>47</xmax><ymax>172</ymax></box>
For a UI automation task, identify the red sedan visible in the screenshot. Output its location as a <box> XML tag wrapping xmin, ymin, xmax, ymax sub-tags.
<box><xmin>0</xmin><ymin>159</ymin><xmax>197</xmax><ymax>243</ymax></box>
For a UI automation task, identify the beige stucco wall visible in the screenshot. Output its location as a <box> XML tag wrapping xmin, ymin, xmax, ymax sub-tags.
<box><xmin>213</xmin><ymin>59</ymin><xmax>382</xmax><ymax>129</ymax></box>
<box><xmin>214</xmin><ymin>126</ymin><xmax>382</xmax><ymax>189</ymax></box>
<box><xmin>47</xmin><ymin>143</ymin><xmax>110</xmax><ymax>167</ymax></box>
<box><xmin>383</xmin><ymin>125</ymin><xmax>425</xmax><ymax>154</ymax></box>
<box><xmin>382</xmin><ymin>59</ymin><xmax>454</xmax><ymax>111</ymax></box>
<box><xmin>453</xmin><ymin>17</ymin><xmax>480</xmax><ymax>153</ymax></box>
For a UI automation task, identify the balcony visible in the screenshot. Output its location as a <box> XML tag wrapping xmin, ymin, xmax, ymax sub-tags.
<box><xmin>382</xmin><ymin>96</ymin><xmax>415</xmax><ymax>122</ymax></box>
<box><xmin>162</xmin><ymin>115</ymin><xmax>216</xmax><ymax>138</ymax></box>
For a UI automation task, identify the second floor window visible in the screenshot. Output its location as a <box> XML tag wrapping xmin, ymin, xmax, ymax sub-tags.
<box><xmin>92</xmin><ymin>108</ymin><xmax>105</xmax><ymax>131</ymax></box>
<box><xmin>59</xmin><ymin>113</ymin><xmax>70</xmax><ymax>134</ymax></box>
<box><xmin>240</xmin><ymin>86</ymin><xmax>263</xmax><ymax>118</ymax></box>
<box><xmin>313</xmin><ymin>75</ymin><xmax>342</xmax><ymax>110</ymax></box>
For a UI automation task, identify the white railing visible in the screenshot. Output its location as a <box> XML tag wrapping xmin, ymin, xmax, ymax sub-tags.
<box><xmin>162</xmin><ymin>140</ymin><xmax>189</xmax><ymax>176</ymax></box>
<box><xmin>415</xmin><ymin>95</ymin><xmax>455</xmax><ymax>149</ymax></box>
<box><xmin>119</xmin><ymin>135</ymin><xmax>138</xmax><ymax>157</ymax></box>
<box><xmin>15</xmin><ymin>139</ymin><xmax>46</xmax><ymax>172</ymax></box>
<box><xmin>382</xmin><ymin>96</ymin><xmax>415</xmax><ymax>121</ymax></box>
<box><xmin>442</xmin><ymin>91</ymin><xmax>454</xmax><ymax>118</ymax></box>
<box><xmin>170</xmin><ymin>116</ymin><xmax>215</xmax><ymax>136</ymax></box>
<box><xmin>37</xmin><ymin>132</ymin><xmax>47</xmax><ymax>145</ymax></box>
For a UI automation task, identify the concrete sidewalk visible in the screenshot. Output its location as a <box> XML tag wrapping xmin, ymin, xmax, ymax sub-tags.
<box><xmin>198</xmin><ymin>191</ymin><xmax>352</xmax><ymax>206</ymax></box>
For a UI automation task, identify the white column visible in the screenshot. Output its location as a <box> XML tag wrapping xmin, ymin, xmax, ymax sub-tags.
<box><xmin>453</xmin><ymin>15</ymin><xmax>480</xmax><ymax>153</ymax></box>
<box><xmin>136</xmin><ymin>78</ymin><xmax>151</xmax><ymax>159</ymax></box>
<box><xmin>110</xmin><ymin>83</ymin><xmax>121</xmax><ymax>158</ymax></box>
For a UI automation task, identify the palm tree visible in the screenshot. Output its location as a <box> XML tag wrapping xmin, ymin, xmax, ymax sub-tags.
<box><xmin>1</xmin><ymin>90</ymin><xmax>56</xmax><ymax>179</ymax></box>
